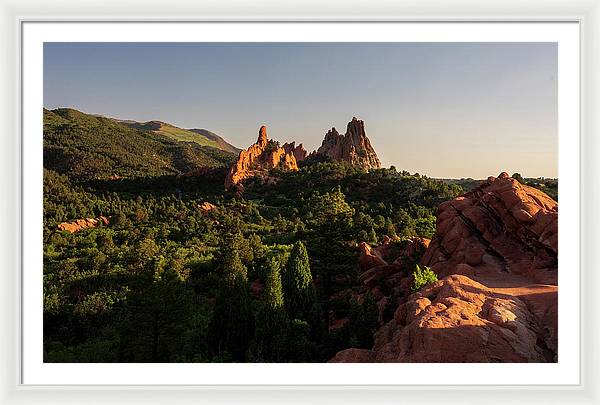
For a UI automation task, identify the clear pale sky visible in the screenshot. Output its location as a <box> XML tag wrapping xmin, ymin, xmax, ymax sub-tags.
<box><xmin>44</xmin><ymin>42</ymin><xmax>557</xmax><ymax>179</ymax></box>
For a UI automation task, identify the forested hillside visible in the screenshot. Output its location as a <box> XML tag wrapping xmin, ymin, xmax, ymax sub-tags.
<box><xmin>43</xmin><ymin>159</ymin><xmax>463</xmax><ymax>362</ymax></box>
<box><xmin>44</xmin><ymin>108</ymin><xmax>236</xmax><ymax>181</ymax></box>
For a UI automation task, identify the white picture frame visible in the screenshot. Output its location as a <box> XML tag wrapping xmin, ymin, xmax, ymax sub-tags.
<box><xmin>2</xmin><ymin>0</ymin><xmax>599</xmax><ymax>403</ymax></box>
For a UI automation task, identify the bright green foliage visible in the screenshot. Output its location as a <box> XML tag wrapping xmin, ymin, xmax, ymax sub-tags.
<box><xmin>219</xmin><ymin>232</ymin><xmax>254</xmax><ymax>267</ymax></box>
<box><xmin>73</xmin><ymin>288</ymin><xmax>130</xmax><ymax>316</ymax></box>
<box><xmin>412</xmin><ymin>264</ymin><xmax>439</xmax><ymax>292</ymax></box>
<box><xmin>283</xmin><ymin>241</ymin><xmax>315</xmax><ymax>319</ymax></box>
<box><xmin>40</xmin><ymin>160</ymin><xmax>467</xmax><ymax>363</ymax></box>
<box><xmin>308</xmin><ymin>186</ymin><xmax>355</xmax><ymax>228</ymax></box>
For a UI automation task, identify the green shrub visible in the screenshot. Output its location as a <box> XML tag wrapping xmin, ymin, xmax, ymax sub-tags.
<box><xmin>411</xmin><ymin>264</ymin><xmax>438</xmax><ymax>292</ymax></box>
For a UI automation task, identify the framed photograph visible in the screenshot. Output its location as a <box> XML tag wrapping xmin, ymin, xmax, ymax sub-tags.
<box><xmin>2</xmin><ymin>0</ymin><xmax>599</xmax><ymax>403</ymax></box>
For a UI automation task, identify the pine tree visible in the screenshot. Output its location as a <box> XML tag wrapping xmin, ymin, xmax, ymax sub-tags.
<box><xmin>248</xmin><ymin>233</ymin><xmax>265</xmax><ymax>262</ymax></box>
<box><xmin>348</xmin><ymin>292</ymin><xmax>379</xmax><ymax>348</ymax></box>
<box><xmin>208</xmin><ymin>238</ymin><xmax>253</xmax><ymax>361</ymax></box>
<box><xmin>367</xmin><ymin>227</ymin><xmax>378</xmax><ymax>245</ymax></box>
<box><xmin>263</xmin><ymin>258</ymin><xmax>285</xmax><ymax>312</ymax></box>
<box><xmin>283</xmin><ymin>241</ymin><xmax>315</xmax><ymax>319</ymax></box>
<box><xmin>222</xmin><ymin>246</ymin><xmax>247</xmax><ymax>283</ymax></box>
<box><xmin>221</xmin><ymin>231</ymin><xmax>253</xmax><ymax>265</ymax></box>
<box><xmin>254</xmin><ymin>257</ymin><xmax>287</xmax><ymax>361</ymax></box>
<box><xmin>385</xmin><ymin>217</ymin><xmax>397</xmax><ymax>238</ymax></box>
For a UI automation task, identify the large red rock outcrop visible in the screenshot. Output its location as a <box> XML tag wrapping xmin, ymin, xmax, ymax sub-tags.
<box><xmin>330</xmin><ymin>173</ymin><xmax>558</xmax><ymax>363</ymax></box>
<box><xmin>57</xmin><ymin>216</ymin><xmax>109</xmax><ymax>233</ymax></box>
<box><xmin>421</xmin><ymin>172</ymin><xmax>558</xmax><ymax>284</ymax></box>
<box><xmin>316</xmin><ymin>117</ymin><xmax>381</xmax><ymax>170</ymax></box>
<box><xmin>225</xmin><ymin>126</ymin><xmax>299</xmax><ymax>189</ymax></box>
<box><xmin>331</xmin><ymin>274</ymin><xmax>556</xmax><ymax>362</ymax></box>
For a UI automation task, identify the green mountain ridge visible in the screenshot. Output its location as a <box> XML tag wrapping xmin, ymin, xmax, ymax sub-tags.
<box><xmin>43</xmin><ymin>108</ymin><xmax>237</xmax><ymax>181</ymax></box>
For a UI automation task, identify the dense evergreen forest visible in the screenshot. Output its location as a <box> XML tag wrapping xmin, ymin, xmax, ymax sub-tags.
<box><xmin>43</xmin><ymin>109</ymin><xmax>557</xmax><ymax>362</ymax></box>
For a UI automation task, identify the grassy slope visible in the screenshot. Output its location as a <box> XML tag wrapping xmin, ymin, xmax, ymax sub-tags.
<box><xmin>120</xmin><ymin>120</ymin><xmax>240</xmax><ymax>154</ymax></box>
<box><xmin>187</xmin><ymin>128</ymin><xmax>241</xmax><ymax>154</ymax></box>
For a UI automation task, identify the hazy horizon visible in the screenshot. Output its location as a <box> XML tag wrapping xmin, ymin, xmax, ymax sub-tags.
<box><xmin>44</xmin><ymin>42</ymin><xmax>558</xmax><ymax>179</ymax></box>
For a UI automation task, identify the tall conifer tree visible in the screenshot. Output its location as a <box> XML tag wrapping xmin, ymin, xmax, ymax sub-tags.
<box><xmin>254</xmin><ymin>257</ymin><xmax>287</xmax><ymax>361</ymax></box>
<box><xmin>208</xmin><ymin>234</ymin><xmax>253</xmax><ymax>361</ymax></box>
<box><xmin>283</xmin><ymin>241</ymin><xmax>315</xmax><ymax>319</ymax></box>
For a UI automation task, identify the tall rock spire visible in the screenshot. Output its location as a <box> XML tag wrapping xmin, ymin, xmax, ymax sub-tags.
<box><xmin>315</xmin><ymin>117</ymin><xmax>381</xmax><ymax>170</ymax></box>
<box><xmin>257</xmin><ymin>125</ymin><xmax>268</xmax><ymax>147</ymax></box>
<box><xmin>224</xmin><ymin>125</ymin><xmax>299</xmax><ymax>190</ymax></box>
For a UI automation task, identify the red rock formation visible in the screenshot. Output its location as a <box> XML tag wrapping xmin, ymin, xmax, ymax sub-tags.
<box><xmin>257</xmin><ymin>125</ymin><xmax>268</xmax><ymax>147</ymax></box>
<box><xmin>330</xmin><ymin>173</ymin><xmax>558</xmax><ymax>363</ymax></box>
<box><xmin>57</xmin><ymin>216</ymin><xmax>109</xmax><ymax>233</ymax></box>
<box><xmin>198</xmin><ymin>202</ymin><xmax>216</xmax><ymax>214</ymax></box>
<box><xmin>225</xmin><ymin>118</ymin><xmax>379</xmax><ymax>189</ymax></box>
<box><xmin>315</xmin><ymin>117</ymin><xmax>381</xmax><ymax>170</ymax></box>
<box><xmin>421</xmin><ymin>172</ymin><xmax>558</xmax><ymax>284</ymax></box>
<box><xmin>358</xmin><ymin>241</ymin><xmax>388</xmax><ymax>271</ymax></box>
<box><xmin>225</xmin><ymin>126</ymin><xmax>299</xmax><ymax>189</ymax></box>
<box><xmin>331</xmin><ymin>275</ymin><xmax>556</xmax><ymax>363</ymax></box>
<box><xmin>283</xmin><ymin>142</ymin><xmax>308</xmax><ymax>163</ymax></box>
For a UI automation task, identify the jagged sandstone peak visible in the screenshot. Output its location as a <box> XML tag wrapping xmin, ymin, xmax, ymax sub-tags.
<box><xmin>225</xmin><ymin>117</ymin><xmax>381</xmax><ymax>189</ymax></box>
<box><xmin>330</xmin><ymin>173</ymin><xmax>558</xmax><ymax>363</ymax></box>
<box><xmin>224</xmin><ymin>125</ymin><xmax>299</xmax><ymax>189</ymax></box>
<box><xmin>282</xmin><ymin>141</ymin><xmax>308</xmax><ymax>163</ymax></box>
<box><xmin>316</xmin><ymin>117</ymin><xmax>381</xmax><ymax>170</ymax></box>
<box><xmin>257</xmin><ymin>125</ymin><xmax>268</xmax><ymax>147</ymax></box>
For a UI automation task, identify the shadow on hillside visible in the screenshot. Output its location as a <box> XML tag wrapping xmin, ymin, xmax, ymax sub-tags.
<box><xmin>84</xmin><ymin>170</ymin><xmax>228</xmax><ymax>197</ymax></box>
